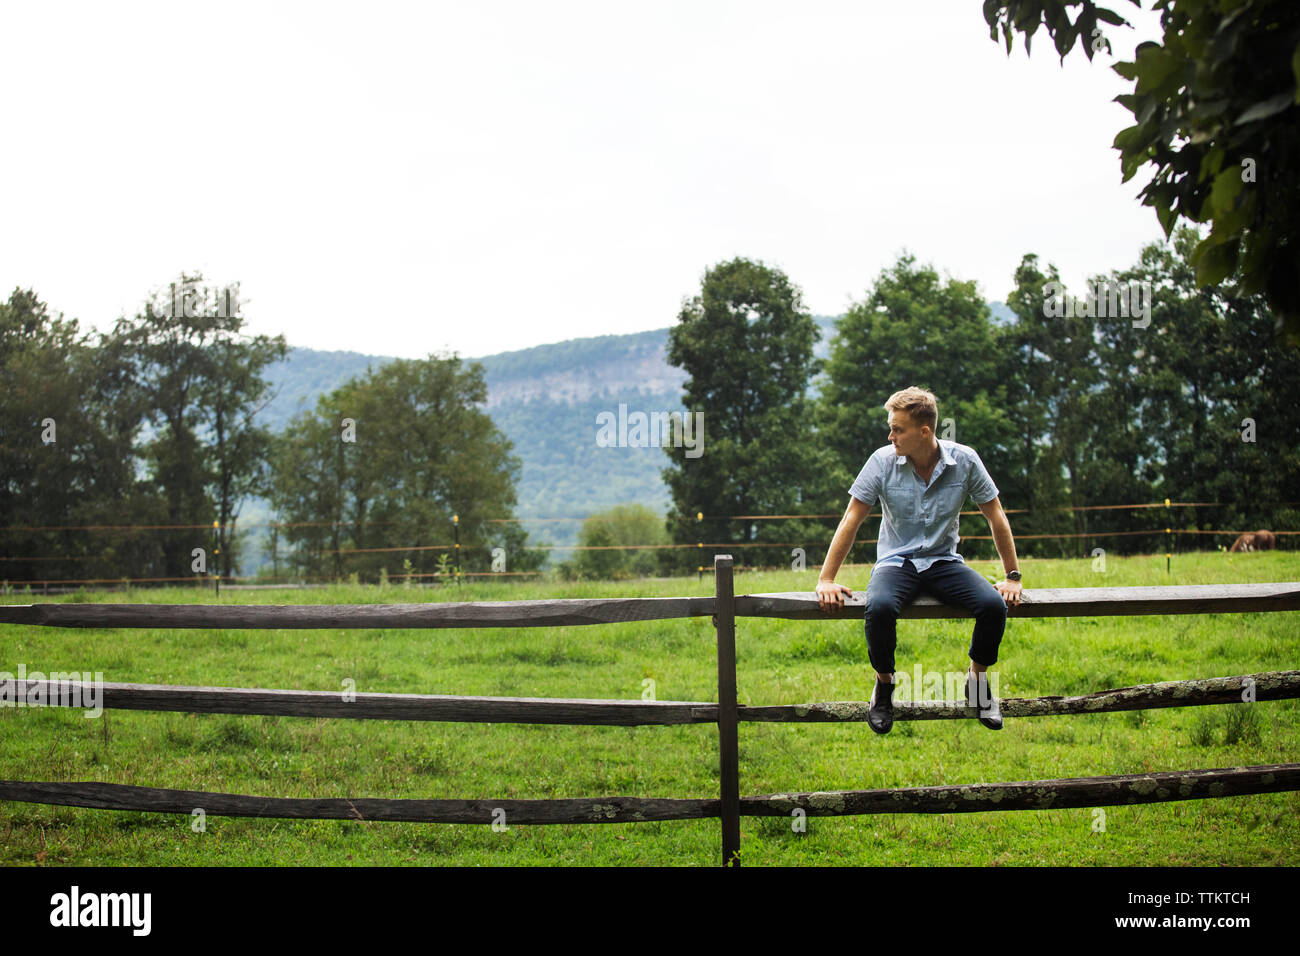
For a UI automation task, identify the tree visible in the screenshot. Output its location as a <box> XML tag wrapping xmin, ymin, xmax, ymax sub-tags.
<box><xmin>1114</xmin><ymin>227</ymin><xmax>1300</xmax><ymax>533</ymax></box>
<box><xmin>997</xmin><ymin>255</ymin><xmax>1082</xmax><ymax>554</ymax></box>
<box><xmin>0</xmin><ymin>288</ymin><xmax>157</xmax><ymax>584</ymax></box>
<box><xmin>993</xmin><ymin>230</ymin><xmax>1299</xmax><ymax>553</ymax></box>
<box><xmin>663</xmin><ymin>258</ymin><xmax>826</xmax><ymax>571</ymax></box>
<box><xmin>572</xmin><ymin>504</ymin><xmax>668</xmax><ymax>579</ymax></box>
<box><xmin>268</xmin><ymin>406</ymin><xmax>344</xmax><ymax>579</ymax></box>
<box><xmin>202</xmin><ymin>329</ymin><xmax>288</xmax><ymax>578</ymax></box>
<box><xmin>108</xmin><ymin>274</ymin><xmax>286</xmax><ymax>579</ymax></box>
<box><xmin>268</xmin><ymin>354</ymin><xmax>542</xmax><ymax>581</ymax></box>
<box><xmin>983</xmin><ymin>0</ymin><xmax>1300</xmax><ymax>343</ymax></box>
<box><xmin>817</xmin><ymin>253</ymin><xmax>1016</xmax><ymax>558</ymax></box>
<box><xmin>998</xmin><ymin>254</ymin><xmax>1163</xmax><ymax>552</ymax></box>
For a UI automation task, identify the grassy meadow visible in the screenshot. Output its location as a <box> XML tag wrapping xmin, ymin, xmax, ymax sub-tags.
<box><xmin>1</xmin><ymin>550</ymin><xmax>1298</xmax><ymax>867</ymax></box>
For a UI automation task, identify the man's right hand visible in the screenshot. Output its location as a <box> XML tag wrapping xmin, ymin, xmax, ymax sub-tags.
<box><xmin>816</xmin><ymin>580</ymin><xmax>854</xmax><ymax>612</ymax></box>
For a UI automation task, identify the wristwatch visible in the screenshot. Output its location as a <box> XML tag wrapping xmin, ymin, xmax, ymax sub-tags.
<box><xmin>1005</xmin><ymin>570</ymin><xmax>1022</xmax><ymax>582</ymax></box>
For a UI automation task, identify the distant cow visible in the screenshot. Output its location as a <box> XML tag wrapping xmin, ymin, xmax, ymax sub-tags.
<box><xmin>1229</xmin><ymin>530</ymin><xmax>1276</xmax><ymax>552</ymax></box>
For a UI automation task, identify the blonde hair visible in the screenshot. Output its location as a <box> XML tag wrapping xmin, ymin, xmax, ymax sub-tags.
<box><xmin>884</xmin><ymin>387</ymin><xmax>938</xmax><ymax>433</ymax></box>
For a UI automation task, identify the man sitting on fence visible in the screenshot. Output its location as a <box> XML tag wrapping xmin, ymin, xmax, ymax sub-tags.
<box><xmin>814</xmin><ymin>386</ymin><xmax>1023</xmax><ymax>734</ymax></box>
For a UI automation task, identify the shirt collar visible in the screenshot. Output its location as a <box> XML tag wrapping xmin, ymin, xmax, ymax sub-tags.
<box><xmin>895</xmin><ymin>440</ymin><xmax>956</xmax><ymax>468</ymax></box>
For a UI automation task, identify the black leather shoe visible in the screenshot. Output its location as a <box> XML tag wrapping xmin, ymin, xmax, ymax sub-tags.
<box><xmin>966</xmin><ymin>670</ymin><xmax>1002</xmax><ymax>730</ymax></box>
<box><xmin>868</xmin><ymin>678</ymin><xmax>894</xmax><ymax>734</ymax></box>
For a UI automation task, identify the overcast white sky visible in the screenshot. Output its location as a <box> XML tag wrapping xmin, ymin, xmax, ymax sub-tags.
<box><xmin>1</xmin><ymin>0</ymin><xmax>1165</xmax><ymax>360</ymax></box>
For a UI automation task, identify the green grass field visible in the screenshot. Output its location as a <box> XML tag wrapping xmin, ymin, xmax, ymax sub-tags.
<box><xmin>2</xmin><ymin>551</ymin><xmax>1298</xmax><ymax>867</ymax></box>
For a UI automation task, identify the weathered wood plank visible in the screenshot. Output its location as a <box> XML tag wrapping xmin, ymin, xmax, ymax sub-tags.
<box><xmin>2</xmin><ymin>583</ymin><xmax>1295</xmax><ymax>631</ymax></box>
<box><xmin>0</xmin><ymin>680</ymin><xmax>718</xmax><ymax>724</ymax></box>
<box><xmin>742</xmin><ymin>763</ymin><xmax>1300</xmax><ymax>816</ymax></box>
<box><xmin>740</xmin><ymin>671</ymin><xmax>1300</xmax><ymax>721</ymax></box>
<box><xmin>4</xmin><ymin>671</ymin><xmax>1292</xmax><ymax>724</ymax></box>
<box><xmin>738</xmin><ymin>582</ymin><xmax>1300</xmax><ymax>620</ymax></box>
<box><xmin>714</xmin><ymin>554</ymin><xmax>741</xmax><ymax>867</ymax></box>
<box><xmin>4</xmin><ymin>763</ymin><xmax>1295</xmax><ymax>824</ymax></box>
<box><xmin>0</xmin><ymin>597</ymin><xmax>715</xmax><ymax>630</ymax></box>
<box><xmin>0</xmin><ymin>780</ymin><xmax>718</xmax><ymax>823</ymax></box>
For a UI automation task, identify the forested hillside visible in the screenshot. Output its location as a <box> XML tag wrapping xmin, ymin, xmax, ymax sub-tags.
<box><xmin>245</xmin><ymin>302</ymin><xmax>1010</xmax><ymax>565</ymax></box>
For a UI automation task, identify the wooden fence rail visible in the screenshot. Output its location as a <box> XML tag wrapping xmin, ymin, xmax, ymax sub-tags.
<box><xmin>738</xmin><ymin>582</ymin><xmax>1300</xmax><ymax>619</ymax></box>
<box><xmin>2</xmin><ymin>560</ymin><xmax>1298</xmax><ymax>865</ymax></box>
<box><xmin>1</xmin><ymin>581</ymin><xmax>1297</xmax><ymax>630</ymax></box>
<box><xmin>0</xmin><ymin>597</ymin><xmax>714</xmax><ymax>629</ymax></box>
<box><xmin>3</xmin><ymin>671</ymin><xmax>1297</xmax><ymax>723</ymax></box>
<box><xmin>3</xmin><ymin>763</ymin><xmax>1297</xmax><ymax>824</ymax></box>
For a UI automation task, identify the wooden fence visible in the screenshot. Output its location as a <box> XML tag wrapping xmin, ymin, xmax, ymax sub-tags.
<box><xmin>1</xmin><ymin>558</ymin><xmax>1299</xmax><ymax>865</ymax></box>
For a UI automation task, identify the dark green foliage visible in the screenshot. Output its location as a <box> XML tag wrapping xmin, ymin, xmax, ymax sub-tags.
<box><xmin>992</xmin><ymin>229</ymin><xmax>1300</xmax><ymax>554</ymax></box>
<box><xmin>997</xmin><ymin>254</ymin><xmax>1078</xmax><ymax>552</ymax></box>
<box><xmin>663</xmin><ymin>258</ymin><xmax>830</xmax><ymax>571</ymax></box>
<box><xmin>266</xmin><ymin>355</ymin><xmax>544</xmax><ymax>581</ymax></box>
<box><xmin>568</xmin><ymin>504</ymin><xmax>669</xmax><ymax>579</ymax></box>
<box><xmin>106</xmin><ymin>274</ymin><xmax>288</xmax><ymax>578</ymax></box>
<box><xmin>0</xmin><ymin>288</ymin><xmax>159</xmax><ymax>582</ymax></box>
<box><xmin>1113</xmin><ymin>228</ymin><xmax>1300</xmax><ymax>531</ymax></box>
<box><xmin>983</xmin><ymin>0</ymin><xmax>1300</xmax><ymax>343</ymax></box>
<box><xmin>819</xmin><ymin>253</ymin><xmax>1013</xmax><ymax>478</ymax></box>
<box><xmin>816</xmin><ymin>253</ymin><xmax>1017</xmax><ymax>559</ymax></box>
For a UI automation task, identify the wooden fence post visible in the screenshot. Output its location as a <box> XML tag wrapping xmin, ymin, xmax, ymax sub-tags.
<box><xmin>714</xmin><ymin>554</ymin><xmax>740</xmax><ymax>866</ymax></box>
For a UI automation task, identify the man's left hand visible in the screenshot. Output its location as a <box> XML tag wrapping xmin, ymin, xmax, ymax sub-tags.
<box><xmin>995</xmin><ymin>578</ymin><xmax>1023</xmax><ymax>607</ymax></box>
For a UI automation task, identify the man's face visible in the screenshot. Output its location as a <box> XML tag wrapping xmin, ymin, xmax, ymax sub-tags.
<box><xmin>888</xmin><ymin>410</ymin><xmax>931</xmax><ymax>459</ymax></box>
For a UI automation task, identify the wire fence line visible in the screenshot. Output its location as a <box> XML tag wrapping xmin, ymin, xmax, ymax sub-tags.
<box><xmin>3</xmin><ymin>498</ymin><xmax>1293</xmax><ymax>591</ymax></box>
<box><xmin>2</xmin><ymin>527</ymin><xmax>1291</xmax><ymax>591</ymax></box>
<box><xmin>6</xmin><ymin>500</ymin><xmax>1300</xmax><ymax>533</ymax></box>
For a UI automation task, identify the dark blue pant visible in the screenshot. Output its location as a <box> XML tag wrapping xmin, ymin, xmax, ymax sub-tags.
<box><xmin>864</xmin><ymin>559</ymin><xmax>1007</xmax><ymax>674</ymax></box>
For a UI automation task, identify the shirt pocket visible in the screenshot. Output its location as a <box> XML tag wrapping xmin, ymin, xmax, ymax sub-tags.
<box><xmin>918</xmin><ymin>472</ymin><xmax>955</xmax><ymax>528</ymax></box>
<box><xmin>885</xmin><ymin>475</ymin><xmax>920</xmax><ymax>522</ymax></box>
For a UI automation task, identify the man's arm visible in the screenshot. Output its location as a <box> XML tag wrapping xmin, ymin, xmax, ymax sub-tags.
<box><xmin>816</xmin><ymin>495</ymin><xmax>872</xmax><ymax>611</ymax></box>
<box><xmin>977</xmin><ymin>495</ymin><xmax>1022</xmax><ymax>607</ymax></box>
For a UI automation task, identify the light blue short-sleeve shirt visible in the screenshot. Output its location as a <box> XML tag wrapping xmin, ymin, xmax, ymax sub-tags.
<box><xmin>848</xmin><ymin>440</ymin><xmax>999</xmax><ymax>572</ymax></box>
